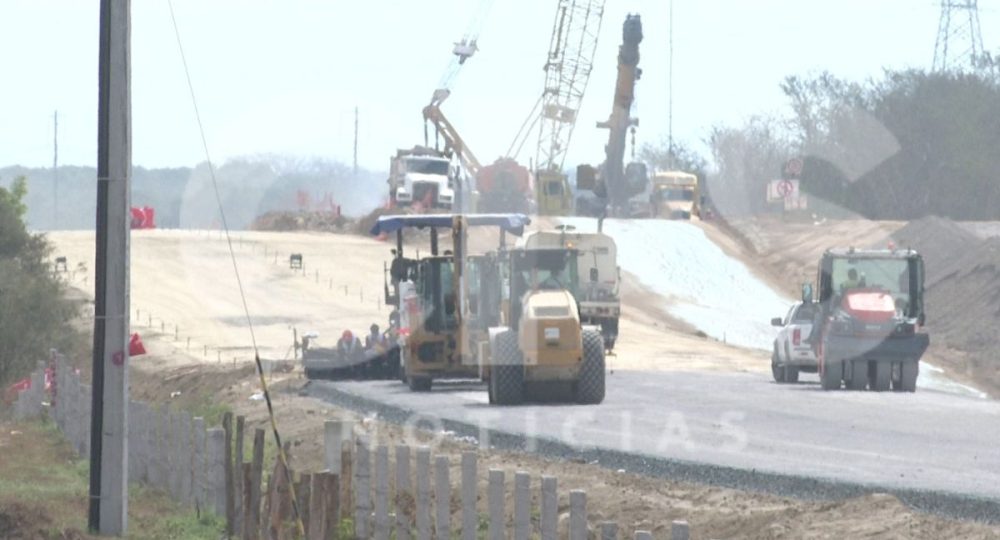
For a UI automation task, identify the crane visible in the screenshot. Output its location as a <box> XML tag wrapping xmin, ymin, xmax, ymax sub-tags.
<box><xmin>509</xmin><ymin>0</ymin><xmax>607</xmax><ymax>215</ymax></box>
<box><xmin>423</xmin><ymin>0</ymin><xmax>497</xmax><ymax>167</ymax></box>
<box><xmin>600</xmin><ymin>14</ymin><xmax>644</xmax><ymax>214</ymax></box>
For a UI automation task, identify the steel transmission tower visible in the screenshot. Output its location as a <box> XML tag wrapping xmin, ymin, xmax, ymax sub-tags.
<box><xmin>933</xmin><ymin>0</ymin><xmax>994</xmax><ymax>73</ymax></box>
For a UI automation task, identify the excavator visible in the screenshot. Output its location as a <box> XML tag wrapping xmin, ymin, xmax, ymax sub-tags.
<box><xmin>577</xmin><ymin>14</ymin><xmax>649</xmax><ymax>218</ymax></box>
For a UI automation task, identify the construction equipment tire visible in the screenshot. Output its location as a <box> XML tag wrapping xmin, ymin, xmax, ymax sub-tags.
<box><xmin>898</xmin><ymin>361</ymin><xmax>918</xmax><ymax>393</ymax></box>
<box><xmin>408</xmin><ymin>376</ymin><xmax>432</xmax><ymax>392</ymax></box>
<box><xmin>820</xmin><ymin>357</ymin><xmax>843</xmax><ymax>391</ymax></box>
<box><xmin>871</xmin><ymin>361</ymin><xmax>891</xmax><ymax>392</ymax></box>
<box><xmin>575</xmin><ymin>330</ymin><xmax>606</xmax><ymax>404</ymax></box>
<box><xmin>491</xmin><ymin>332</ymin><xmax>524</xmax><ymax>405</ymax></box>
<box><xmin>847</xmin><ymin>359</ymin><xmax>868</xmax><ymax>390</ymax></box>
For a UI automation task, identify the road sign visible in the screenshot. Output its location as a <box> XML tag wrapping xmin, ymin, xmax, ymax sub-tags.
<box><xmin>767</xmin><ymin>179</ymin><xmax>800</xmax><ymax>202</ymax></box>
<box><xmin>784</xmin><ymin>158</ymin><xmax>803</xmax><ymax>177</ymax></box>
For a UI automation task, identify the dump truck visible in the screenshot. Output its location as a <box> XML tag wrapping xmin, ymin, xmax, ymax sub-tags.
<box><xmin>482</xmin><ymin>246</ymin><xmax>606</xmax><ymax>405</ymax></box>
<box><xmin>517</xmin><ymin>224</ymin><xmax>620</xmax><ymax>350</ymax></box>
<box><xmin>370</xmin><ymin>213</ymin><xmax>533</xmax><ymax>391</ymax></box>
<box><xmin>650</xmin><ymin>171</ymin><xmax>699</xmax><ymax>219</ymax></box>
<box><xmin>388</xmin><ymin>146</ymin><xmax>458</xmax><ymax>211</ymax></box>
<box><xmin>808</xmin><ymin>247</ymin><xmax>929</xmax><ymax>392</ymax></box>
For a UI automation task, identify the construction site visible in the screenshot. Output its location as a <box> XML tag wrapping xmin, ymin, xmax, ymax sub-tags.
<box><xmin>6</xmin><ymin>0</ymin><xmax>1000</xmax><ymax>538</ymax></box>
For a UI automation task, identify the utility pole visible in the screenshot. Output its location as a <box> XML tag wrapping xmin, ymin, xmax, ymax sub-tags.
<box><xmin>53</xmin><ymin>111</ymin><xmax>59</xmax><ymax>229</ymax></box>
<box><xmin>89</xmin><ymin>0</ymin><xmax>131</xmax><ymax>535</ymax></box>
<box><xmin>668</xmin><ymin>0</ymin><xmax>674</xmax><ymax>168</ymax></box>
<box><xmin>353</xmin><ymin>105</ymin><xmax>359</xmax><ymax>177</ymax></box>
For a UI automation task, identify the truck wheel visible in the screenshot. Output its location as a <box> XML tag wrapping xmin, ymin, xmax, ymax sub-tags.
<box><xmin>575</xmin><ymin>330</ymin><xmax>606</xmax><ymax>404</ymax></box>
<box><xmin>785</xmin><ymin>365</ymin><xmax>800</xmax><ymax>383</ymax></box>
<box><xmin>408</xmin><ymin>376</ymin><xmax>432</xmax><ymax>392</ymax></box>
<box><xmin>783</xmin><ymin>345</ymin><xmax>799</xmax><ymax>383</ymax></box>
<box><xmin>871</xmin><ymin>361</ymin><xmax>891</xmax><ymax>392</ymax></box>
<box><xmin>771</xmin><ymin>350</ymin><xmax>785</xmax><ymax>383</ymax></box>
<box><xmin>847</xmin><ymin>360</ymin><xmax>868</xmax><ymax>390</ymax></box>
<box><xmin>820</xmin><ymin>357</ymin><xmax>843</xmax><ymax>390</ymax></box>
<box><xmin>898</xmin><ymin>361</ymin><xmax>918</xmax><ymax>393</ymax></box>
<box><xmin>492</xmin><ymin>332</ymin><xmax>524</xmax><ymax>405</ymax></box>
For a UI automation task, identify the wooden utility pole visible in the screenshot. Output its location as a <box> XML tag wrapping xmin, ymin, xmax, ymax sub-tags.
<box><xmin>53</xmin><ymin>110</ymin><xmax>59</xmax><ymax>229</ymax></box>
<box><xmin>353</xmin><ymin>106</ymin><xmax>359</xmax><ymax>177</ymax></box>
<box><xmin>89</xmin><ymin>0</ymin><xmax>131</xmax><ymax>534</ymax></box>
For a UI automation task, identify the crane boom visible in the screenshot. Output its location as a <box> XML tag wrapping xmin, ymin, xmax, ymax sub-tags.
<box><xmin>598</xmin><ymin>14</ymin><xmax>643</xmax><ymax>211</ymax></box>
<box><xmin>535</xmin><ymin>0</ymin><xmax>606</xmax><ymax>172</ymax></box>
<box><xmin>423</xmin><ymin>104</ymin><xmax>482</xmax><ymax>175</ymax></box>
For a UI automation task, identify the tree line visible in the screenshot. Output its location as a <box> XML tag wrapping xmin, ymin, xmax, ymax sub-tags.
<box><xmin>642</xmin><ymin>69</ymin><xmax>1000</xmax><ymax>220</ymax></box>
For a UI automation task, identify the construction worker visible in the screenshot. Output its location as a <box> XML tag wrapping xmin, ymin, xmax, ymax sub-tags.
<box><xmin>337</xmin><ymin>330</ymin><xmax>363</xmax><ymax>364</ymax></box>
<box><xmin>365</xmin><ymin>323</ymin><xmax>387</xmax><ymax>351</ymax></box>
<box><xmin>840</xmin><ymin>268</ymin><xmax>861</xmax><ymax>292</ymax></box>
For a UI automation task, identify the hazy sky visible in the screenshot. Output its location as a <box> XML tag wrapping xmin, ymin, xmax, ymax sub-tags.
<box><xmin>2</xmin><ymin>1</ymin><xmax>996</xmax><ymax>171</ymax></box>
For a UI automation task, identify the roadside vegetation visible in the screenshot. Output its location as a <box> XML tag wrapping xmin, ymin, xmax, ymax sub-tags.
<box><xmin>0</xmin><ymin>419</ymin><xmax>223</xmax><ymax>539</ymax></box>
<box><xmin>0</xmin><ymin>175</ymin><xmax>85</xmax><ymax>389</ymax></box>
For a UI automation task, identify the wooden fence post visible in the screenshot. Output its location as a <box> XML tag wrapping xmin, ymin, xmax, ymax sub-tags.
<box><xmin>416</xmin><ymin>447</ymin><xmax>432</xmax><ymax>540</ymax></box>
<box><xmin>374</xmin><ymin>446</ymin><xmax>390</xmax><ymax>540</ymax></box>
<box><xmin>208</xmin><ymin>427</ymin><xmax>228</xmax><ymax>517</ymax></box>
<box><xmin>155</xmin><ymin>405</ymin><xmax>169</xmax><ymax>491</ymax></box>
<box><xmin>223</xmin><ymin>412</ymin><xmax>235</xmax><ymax>536</ymax></box>
<box><xmin>355</xmin><ymin>438</ymin><xmax>372</xmax><ymax>539</ymax></box>
<box><xmin>513</xmin><ymin>472</ymin><xmax>531</xmax><ymax>540</ymax></box>
<box><xmin>395</xmin><ymin>445</ymin><xmax>412</xmax><ymax>540</ymax></box>
<box><xmin>341</xmin><ymin>441</ymin><xmax>354</xmax><ymax>522</ymax></box>
<box><xmin>297</xmin><ymin>473</ymin><xmax>312</xmax><ymax>536</ymax></box>
<box><xmin>488</xmin><ymin>469</ymin><xmax>504</xmax><ymax>540</ymax></box>
<box><xmin>307</xmin><ymin>473</ymin><xmax>326</xmax><ymax>540</ymax></box>
<box><xmin>325</xmin><ymin>419</ymin><xmax>351</xmax><ymax>473</ymax></box>
<box><xmin>671</xmin><ymin>520</ymin><xmax>690</xmax><ymax>540</ymax></box>
<box><xmin>192</xmin><ymin>417</ymin><xmax>207</xmax><ymax>509</ymax></box>
<box><xmin>460</xmin><ymin>452</ymin><xmax>477</xmax><ymax>540</ymax></box>
<box><xmin>325</xmin><ymin>473</ymin><xmax>340</xmax><ymax>539</ymax></box>
<box><xmin>600</xmin><ymin>521</ymin><xmax>618</xmax><ymax>540</ymax></box>
<box><xmin>235</xmin><ymin>415</ymin><xmax>246</xmax><ymax>536</ymax></box>
<box><xmin>241</xmin><ymin>463</ymin><xmax>255</xmax><ymax>540</ymax></box>
<box><xmin>434</xmin><ymin>456</ymin><xmax>450</xmax><ymax>540</ymax></box>
<box><xmin>249</xmin><ymin>429</ymin><xmax>265</xmax><ymax>537</ymax></box>
<box><xmin>188</xmin><ymin>416</ymin><xmax>203</xmax><ymax>507</ymax></box>
<box><xmin>569</xmin><ymin>490</ymin><xmax>587</xmax><ymax>540</ymax></box>
<box><xmin>540</xmin><ymin>476</ymin><xmax>557</xmax><ymax>540</ymax></box>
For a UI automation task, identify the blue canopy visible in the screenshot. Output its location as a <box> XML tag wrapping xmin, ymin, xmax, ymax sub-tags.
<box><xmin>370</xmin><ymin>213</ymin><xmax>532</xmax><ymax>237</ymax></box>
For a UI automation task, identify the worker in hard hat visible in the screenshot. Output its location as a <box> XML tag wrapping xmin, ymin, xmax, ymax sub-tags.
<box><xmin>337</xmin><ymin>329</ymin><xmax>363</xmax><ymax>364</ymax></box>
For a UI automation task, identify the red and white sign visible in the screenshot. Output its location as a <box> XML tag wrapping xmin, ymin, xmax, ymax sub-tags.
<box><xmin>784</xmin><ymin>158</ymin><xmax>804</xmax><ymax>177</ymax></box>
<box><xmin>767</xmin><ymin>179</ymin><xmax>800</xmax><ymax>202</ymax></box>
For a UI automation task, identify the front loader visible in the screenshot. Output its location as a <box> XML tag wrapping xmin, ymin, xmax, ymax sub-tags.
<box><xmin>370</xmin><ymin>213</ymin><xmax>532</xmax><ymax>392</ymax></box>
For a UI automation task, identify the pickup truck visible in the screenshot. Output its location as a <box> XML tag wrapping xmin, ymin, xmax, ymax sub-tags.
<box><xmin>770</xmin><ymin>302</ymin><xmax>818</xmax><ymax>383</ymax></box>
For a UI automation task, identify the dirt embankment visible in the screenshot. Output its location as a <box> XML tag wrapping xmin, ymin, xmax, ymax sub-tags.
<box><xmin>889</xmin><ymin>217</ymin><xmax>1000</xmax><ymax>395</ymax></box>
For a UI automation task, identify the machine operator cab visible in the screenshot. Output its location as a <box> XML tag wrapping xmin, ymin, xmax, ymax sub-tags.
<box><xmin>500</xmin><ymin>248</ymin><xmax>584</xmax><ymax>358</ymax></box>
<box><xmin>815</xmin><ymin>248</ymin><xmax>926</xmax><ymax>331</ymax></box>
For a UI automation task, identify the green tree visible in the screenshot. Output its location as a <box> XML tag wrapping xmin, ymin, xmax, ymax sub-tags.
<box><xmin>0</xmin><ymin>177</ymin><xmax>81</xmax><ymax>387</ymax></box>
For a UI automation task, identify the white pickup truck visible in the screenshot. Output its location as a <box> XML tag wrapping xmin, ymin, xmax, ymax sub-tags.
<box><xmin>770</xmin><ymin>302</ymin><xmax>818</xmax><ymax>383</ymax></box>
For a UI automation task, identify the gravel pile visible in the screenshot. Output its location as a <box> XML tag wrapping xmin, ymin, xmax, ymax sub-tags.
<box><xmin>889</xmin><ymin>216</ymin><xmax>1000</xmax><ymax>391</ymax></box>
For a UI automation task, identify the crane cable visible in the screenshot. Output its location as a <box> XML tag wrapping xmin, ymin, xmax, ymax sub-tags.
<box><xmin>166</xmin><ymin>2</ymin><xmax>305</xmax><ymax>536</ymax></box>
